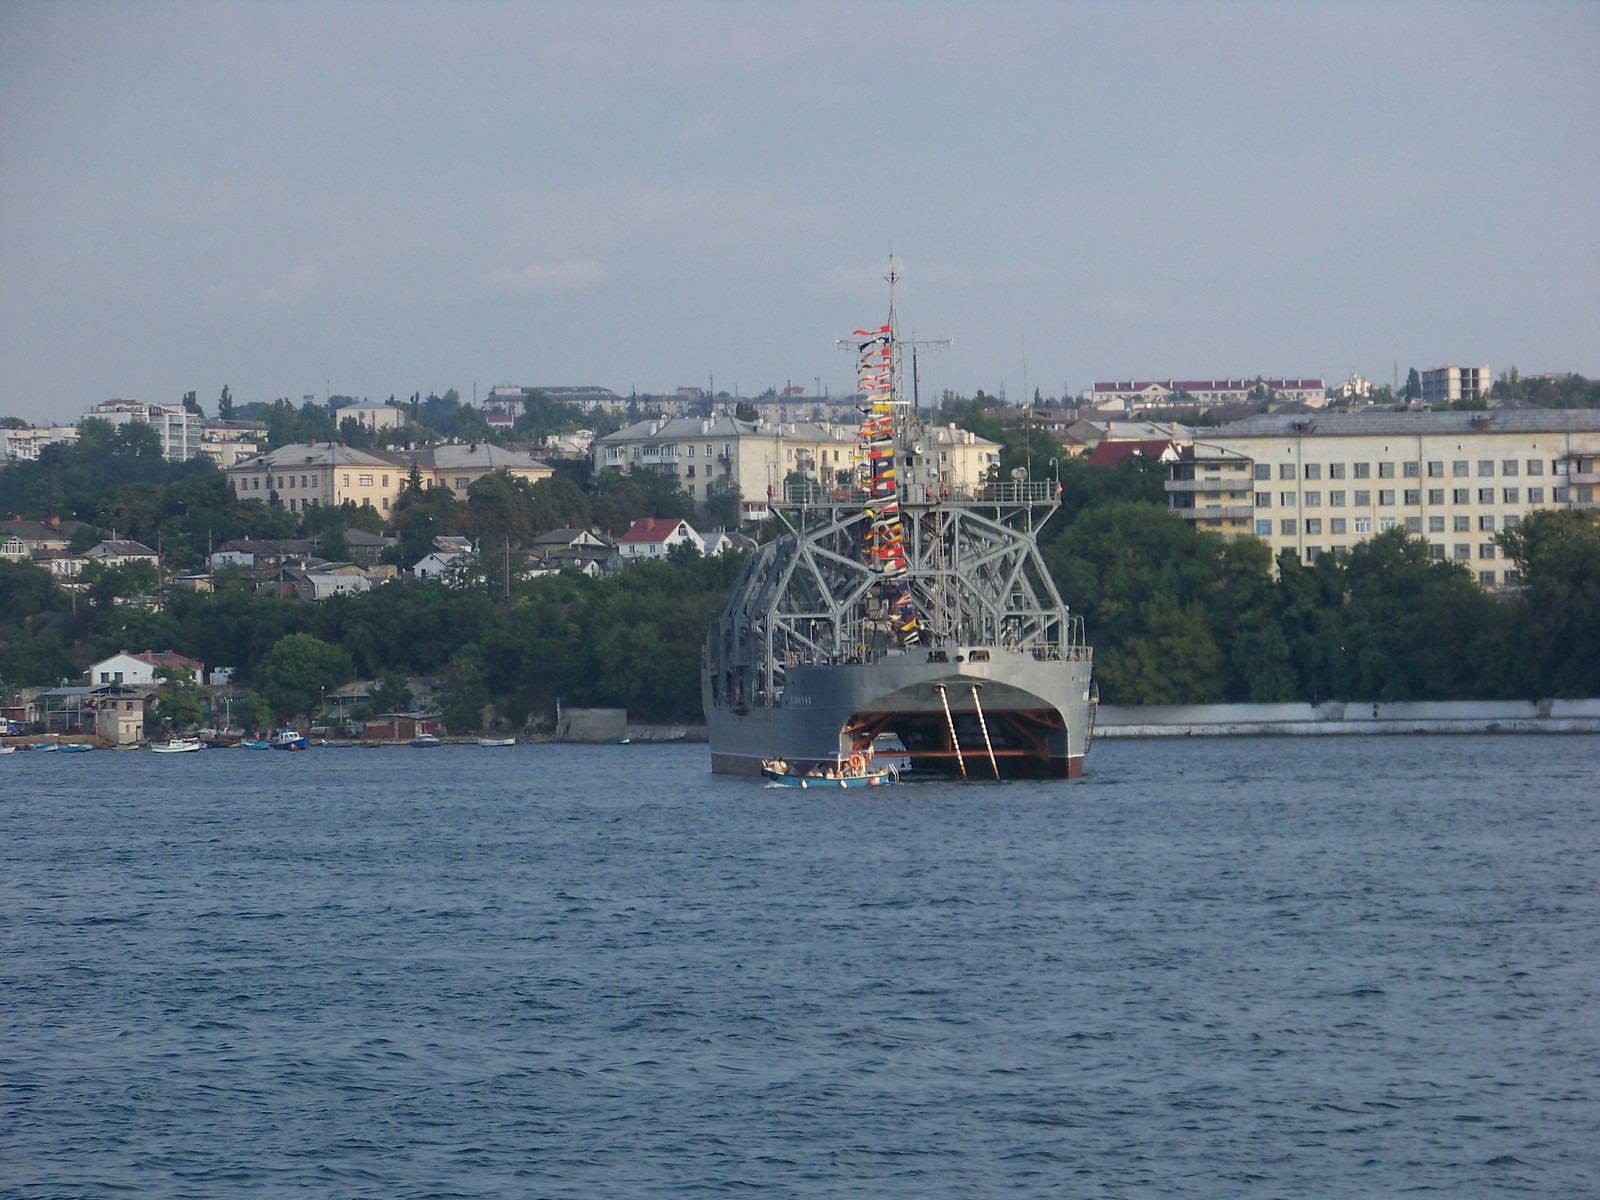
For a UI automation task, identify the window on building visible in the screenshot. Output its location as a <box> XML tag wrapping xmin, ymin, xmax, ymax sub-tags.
<box><xmin>1280</xmin><ymin>492</ymin><xmax>1296</xmax><ymax>507</ymax></box>
<box><xmin>1428</xmin><ymin>515</ymin><xmax>1445</xmax><ymax>532</ymax></box>
<box><xmin>1379</xmin><ymin>516</ymin><xmax>1396</xmax><ymax>531</ymax></box>
<box><xmin>1453</xmin><ymin>460</ymin><xmax>1469</xmax><ymax>476</ymax></box>
<box><xmin>300</xmin><ymin>475</ymin><xmax>307</xmax><ymax>488</ymax></box>
<box><xmin>1306</xmin><ymin>547</ymin><xmax>1322</xmax><ymax>561</ymax></box>
<box><xmin>1305</xmin><ymin>518</ymin><xmax>1322</xmax><ymax>534</ymax></box>
<box><xmin>1275</xmin><ymin>463</ymin><xmax>1293</xmax><ymax>479</ymax></box>
<box><xmin>289</xmin><ymin>498</ymin><xmax>297</xmax><ymax>512</ymax></box>
<box><xmin>1527</xmin><ymin>459</ymin><xmax>1544</xmax><ymax>476</ymax></box>
<box><xmin>1329</xmin><ymin>463</ymin><xmax>1346</xmax><ymax>479</ymax></box>
<box><xmin>1451</xmin><ymin>488</ymin><xmax>1468</xmax><ymax>504</ymax></box>
<box><xmin>1354</xmin><ymin>516</ymin><xmax>1372</xmax><ymax>534</ymax></box>
<box><xmin>1528</xmin><ymin>487</ymin><xmax>1544</xmax><ymax>503</ymax></box>
<box><xmin>1405</xmin><ymin>517</ymin><xmax>1421</xmax><ymax>533</ymax></box>
<box><xmin>1279</xmin><ymin>519</ymin><xmax>1296</xmax><ymax>536</ymax></box>
<box><xmin>1477</xmin><ymin>460</ymin><xmax>1494</xmax><ymax>477</ymax></box>
<box><xmin>1379</xmin><ymin>462</ymin><xmax>1395</xmax><ymax>479</ymax></box>
<box><xmin>1479</xmin><ymin>571</ymin><xmax>1497</xmax><ymax>586</ymax></box>
<box><xmin>1478</xmin><ymin>488</ymin><xmax>1494</xmax><ymax>504</ymax></box>
<box><xmin>1427</xmin><ymin>461</ymin><xmax>1444</xmax><ymax>477</ymax></box>
<box><xmin>687</xmin><ymin>465</ymin><xmax>696</xmax><ymax>478</ymax></box>
<box><xmin>342</xmin><ymin>474</ymin><xmax>349</xmax><ymax>487</ymax></box>
<box><xmin>1403</xmin><ymin>461</ymin><xmax>1420</xmax><ymax>477</ymax></box>
<box><xmin>1505</xmin><ymin>514</ymin><xmax>1520</xmax><ymax>528</ymax></box>
<box><xmin>687</xmin><ymin>445</ymin><xmax>695</xmax><ymax>457</ymax></box>
<box><xmin>1503</xmin><ymin>487</ymin><xmax>1519</xmax><ymax>504</ymax></box>
<box><xmin>1304</xmin><ymin>491</ymin><xmax>1320</xmax><ymax>506</ymax></box>
<box><xmin>1354</xmin><ymin>463</ymin><xmax>1371</xmax><ymax>479</ymax></box>
<box><xmin>382</xmin><ymin>475</ymin><xmax>389</xmax><ymax>487</ymax></box>
<box><xmin>1330</xmin><ymin>517</ymin><xmax>1347</xmax><ymax>534</ymax></box>
<box><xmin>1329</xmin><ymin>490</ymin><xmax>1346</xmax><ymax>506</ymax></box>
<box><xmin>1505</xmin><ymin>569</ymin><xmax>1524</xmax><ymax>585</ymax></box>
<box><xmin>705</xmin><ymin>444</ymin><xmax>712</xmax><ymax>456</ymax></box>
<box><xmin>1304</xmin><ymin>463</ymin><xmax>1321</xmax><ymax>480</ymax></box>
<box><xmin>1553</xmin><ymin>486</ymin><xmax>1570</xmax><ymax>502</ymax></box>
<box><xmin>1427</xmin><ymin>488</ymin><xmax>1444</xmax><ymax>505</ymax></box>
<box><xmin>456</xmin><ymin>477</ymin><xmax>469</xmax><ymax>489</ymax></box>
<box><xmin>1454</xmin><ymin>515</ymin><xmax>1470</xmax><ymax>532</ymax></box>
<box><xmin>1430</xmin><ymin>544</ymin><xmax>1445</xmax><ymax>560</ymax></box>
<box><xmin>358</xmin><ymin>474</ymin><xmax>373</xmax><ymax>486</ymax></box>
<box><xmin>1453</xmin><ymin>544</ymin><xmax>1470</xmax><ymax>560</ymax></box>
<box><xmin>1403</xmin><ymin>489</ymin><xmax>1420</xmax><ymax>505</ymax></box>
<box><xmin>1254</xmin><ymin>519</ymin><xmax>1271</xmax><ymax>536</ymax></box>
<box><xmin>1478</xmin><ymin>515</ymin><xmax>1495</xmax><ymax>531</ymax></box>
<box><xmin>1255</xmin><ymin>493</ymin><xmax>1271</xmax><ymax>507</ymax></box>
<box><xmin>1502</xmin><ymin>460</ymin><xmax>1518</xmax><ymax>476</ymax></box>
<box><xmin>1479</xmin><ymin>543</ymin><xmax>1496</xmax><ymax>559</ymax></box>
<box><xmin>1354</xmin><ymin>489</ymin><xmax>1371</xmax><ymax>506</ymax></box>
<box><xmin>1378</xmin><ymin>490</ymin><xmax>1395</xmax><ymax>505</ymax></box>
<box><xmin>381</xmin><ymin>498</ymin><xmax>389</xmax><ymax>511</ymax></box>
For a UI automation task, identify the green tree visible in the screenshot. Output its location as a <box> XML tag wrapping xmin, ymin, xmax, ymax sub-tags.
<box><xmin>1497</xmin><ymin>509</ymin><xmax>1600</xmax><ymax>695</ymax></box>
<box><xmin>151</xmin><ymin>664</ymin><xmax>205</xmax><ymax>733</ymax></box>
<box><xmin>256</xmin><ymin>632</ymin><xmax>353</xmax><ymax>721</ymax></box>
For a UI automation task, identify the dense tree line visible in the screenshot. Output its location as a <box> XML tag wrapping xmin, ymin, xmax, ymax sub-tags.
<box><xmin>3</xmin><ymin>425</ymin><xmax>1597</xmax><ymax>731</ymax></box>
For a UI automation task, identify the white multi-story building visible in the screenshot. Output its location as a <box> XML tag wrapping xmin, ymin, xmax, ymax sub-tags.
<box><xmin>0</xmin><ymin>423</ymin><xmax>80</xmax><ymax>463</ymax></box>
<box><xmin>1420</xmin><ymin>365</ymin><xmax>1492</xmax><ymax>408</ymax></box>
<box><xmin>593</xmin><ymin>416</ymin><xmax>1001</xmax><ymax>522</ymax></box>
<box><xmin>86</xmin><ymin>400</ymin><xmax>205</xmax><ymax>461</ymax></box>
<box><xmin>1165</xmin><ymin>410</ymin><xmax>1600</xmax><ymax>586</ymax></box>
<box><xmin>1086</xmin><ymin>377</ymin><xmax>1328</xmax><ymax>412</ymax></box>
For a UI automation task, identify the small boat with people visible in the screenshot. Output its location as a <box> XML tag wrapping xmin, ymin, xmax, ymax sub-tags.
<box><xmin>761</xmin><ymin>751</ymin><xmax>898</xmax><ymax>789</ymax></box>
<box><xmin>150</xmin><ymin>737</ymin><xmax>202</xmax><ymax>754</ymax></box>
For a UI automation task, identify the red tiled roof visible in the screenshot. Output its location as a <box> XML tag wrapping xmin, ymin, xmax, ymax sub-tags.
<box><xmin>618</xmin><ymin>518</ymin><xmax>689</xmax><ymax>545</ymax></box>
<box><xmin>1084</xmin><ymin>439</ymin><xmax>1172</xmax><ymax>468</ymax></box>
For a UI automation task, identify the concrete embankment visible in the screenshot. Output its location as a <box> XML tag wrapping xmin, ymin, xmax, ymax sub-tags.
<box><xmin>1095</xmin><ymin>699</ymin><xmax>1600</xmax><ymax>738</ymax></box>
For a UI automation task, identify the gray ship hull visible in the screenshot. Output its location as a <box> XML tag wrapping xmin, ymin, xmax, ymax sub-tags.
<box><xmin>704</xmin><ymin>647</ymin><xmax>1094</xmax><ymax>779</ymax></box>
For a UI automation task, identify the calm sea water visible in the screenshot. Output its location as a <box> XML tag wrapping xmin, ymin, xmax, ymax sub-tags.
<box><xmin>2</xmin><ymin>736</ymin><xmax>1595</xmax><ymax>1198</ymax></box>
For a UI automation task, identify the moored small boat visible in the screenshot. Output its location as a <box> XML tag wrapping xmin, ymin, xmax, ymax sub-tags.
<box><xmin>270</xmin><ymin>728</ymin><xmax>309</xmax><ymax>751</ymax></box>
<box><xmin>239</xmin><ymin>739</ymin><xmax>271</xmax><ymax>750</ymax></box>
<box><xmin>476</xmin><ymin>737</ymin><xmax>516</xmax><ymax>747</ymax></box>
<box><xmin>151</xmin><ymin>737</ymin><xmax>202</xmax><ymax>754</ymax></box>
<box><xmin>411</xmin><ymin>733</ymin><xmax>443</xmax><ymax>747</ymax></box>
<box><xmin>57</xmin><ymin>743</ymin><xmax>94</xmax><ymax>753</ymax></box>
<box><xmin>0</xmin><ymin>744</ymin><xmax>16</xmax><ymax>755</ymax></box>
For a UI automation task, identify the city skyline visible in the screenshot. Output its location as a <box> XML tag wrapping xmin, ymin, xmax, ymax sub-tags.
<box><xmin>2</xmin><ymin>0</ymin><xmax>1596</xmax><ymax>426</ymax></box>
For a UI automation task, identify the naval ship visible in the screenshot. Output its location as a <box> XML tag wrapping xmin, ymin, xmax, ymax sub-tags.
<box><xmin>702</xmin><ymin>277</ymin><xmax>1095</xmax><ymax>780</ymax></box>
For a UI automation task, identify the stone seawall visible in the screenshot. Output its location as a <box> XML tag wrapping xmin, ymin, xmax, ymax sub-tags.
<box><xmin>1095</xmin><ymin>699</ymin><xmax>1600</xmax><ymax>738</ymax></box>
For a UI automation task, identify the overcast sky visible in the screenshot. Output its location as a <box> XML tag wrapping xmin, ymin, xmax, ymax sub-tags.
<box><xmin>2</xmin><ymin>0</ymin><xmax>1596</xmax><ymax>424</ymax></box>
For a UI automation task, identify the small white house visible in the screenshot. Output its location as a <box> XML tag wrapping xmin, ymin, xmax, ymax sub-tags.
<box><xmin>87</xmin><ymin>649</ymin><xmax>204</xmax><ymax>687</ymax></box>
<box><xmin>617</xmin><ymin>518</ymin><xmax>704</xmax><ymax>561</ymax></box>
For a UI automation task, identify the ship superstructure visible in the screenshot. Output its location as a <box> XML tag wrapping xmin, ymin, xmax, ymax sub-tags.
<box><xmin>702</xmin><ymin>273</ymin><xmax>1094</xmax><ymax>779</ymax></box>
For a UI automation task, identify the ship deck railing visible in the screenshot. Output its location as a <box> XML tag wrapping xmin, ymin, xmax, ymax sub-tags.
<box><xmin>781</xmin><ymin>480</ymin><xmax>1061</xmax><ymax>507</ymax></box>
<box><xmin>778</xmin><ymin>641</ymin><xmax>1091</xmax><ymax>668</ymax></box>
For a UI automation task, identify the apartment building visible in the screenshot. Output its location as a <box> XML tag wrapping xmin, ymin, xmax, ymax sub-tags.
<box><xmin>1420</xmin><ymin>365</ymin><xmax>1492</xmax><ymax>408</ymax></box>
<box><xmin>592</xmin><ymin>416</ymin><xmax>1002</xmax><ymax>521</ymax></box>
<box><xmin>1166</xmin><ymin>411</ymin><xmax>1600</xmax><ymax>585</ymax></box>
<box><xmin>86</xmin><ymin>400</ymin><xmax>205</xmax><ymax>461</ymax></box>
<box><xmin>224</xmin><ymin>443</ymin><xmax>409</xmax><ymax>514</ymax></box>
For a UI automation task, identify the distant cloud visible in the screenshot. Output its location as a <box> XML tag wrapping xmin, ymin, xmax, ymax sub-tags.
<box><xmin>488</xmin><ymin>259</ymin><xmax>605</xmax><ymax>296</ymax></box>
<box><xmin>258</xmin><ymin>262</ymin><xmax>320</xmax><ymax>305</ymax></box>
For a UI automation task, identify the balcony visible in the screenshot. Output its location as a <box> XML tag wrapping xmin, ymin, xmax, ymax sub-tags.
<box><xmin>1173</xmin><ymin>505</ymin><xmax>1253</xmax><ymax>521</ymax></box>
<box><xmin>1165</xmin><ymin>479</ymin><xmax>1244</xmax><ymax>494</ymax></box>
